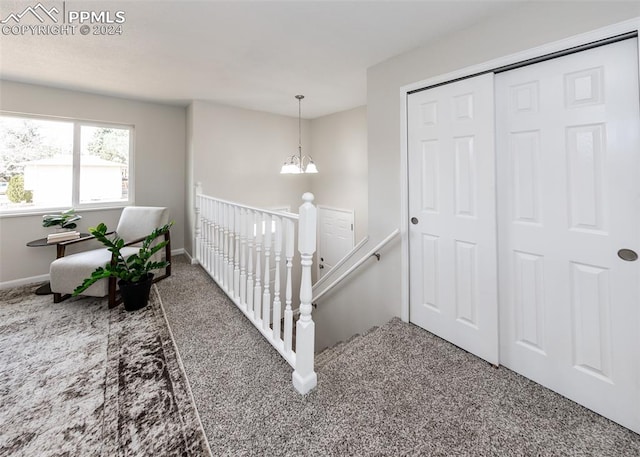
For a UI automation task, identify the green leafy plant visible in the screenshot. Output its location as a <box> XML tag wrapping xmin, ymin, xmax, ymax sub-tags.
<box><xmin>73</xmin><ymin>221</ymin><xmax>173</xmax><ymax>296</ymax></box>
<box><xmin>42</xmin><ymin>208</ymin><xmax>82</xmax><ymax>229</ymax></box>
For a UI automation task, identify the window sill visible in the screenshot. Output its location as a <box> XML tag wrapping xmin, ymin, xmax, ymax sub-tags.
<box><xmin>0</xmin><ymin>204</ymin><xmax>130</xmax><ymax>219</ymax></box>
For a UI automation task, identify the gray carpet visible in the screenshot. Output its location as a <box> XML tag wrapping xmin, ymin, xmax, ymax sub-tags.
<box><xmin>0</xmin><ymin>282</ymin><xmax>211</xmax><ymax>457</ymax></box>
<box><xmin>158</xmin><ymin>256</ymin><xmax>640</xmax><ymax>456</ymax></box>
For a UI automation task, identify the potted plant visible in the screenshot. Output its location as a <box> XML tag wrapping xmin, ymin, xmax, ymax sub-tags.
<box><xmin>73</xmin><ymin>221</ymin><xmax>173</xmax><ymax>311</ymax></box>
<box><xmin>42</xmin><ymin>208</ymin><xmax>82</xmax><ymax>231</ymax></box>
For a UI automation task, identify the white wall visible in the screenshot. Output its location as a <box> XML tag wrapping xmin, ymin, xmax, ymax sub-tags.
<box><xmin>314</xmin><ymin>2</ymin><xmax>640</xmax><ymax>350</ymax></box>
<box><xmin>185</xmin><ymin>100</ymin><xmax>312</xmax><ymax>255</ymax></box>
<box><xmin>309</xmin><ymin>105</ymin><xmax>367</xmax><ymax>244</ymax></box>
<box><xmin>0</xmin><ymin>81</ymin><xmax>186</xmax><ymax>284</ymax></box>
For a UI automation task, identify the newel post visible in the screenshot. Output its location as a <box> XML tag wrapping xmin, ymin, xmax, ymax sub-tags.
<box><xmin>292</xmin><ymin>192</ymin><xmax>318</xmax><ymax>394</ymax></box>
<box><xmin>194</xmin><ymin>181</ymin><xmax>202</xmax><ymax>265</ymax></box>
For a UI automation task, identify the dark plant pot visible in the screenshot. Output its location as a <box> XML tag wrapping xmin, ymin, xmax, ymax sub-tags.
<box><xmin>118</xmin><ymin>273</ymin><xmax>154</xmax><ymax>312</ymax></box>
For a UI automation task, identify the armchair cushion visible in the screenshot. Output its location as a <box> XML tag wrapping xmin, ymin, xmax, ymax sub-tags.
<box><xmin>116</xmin><ymin>207</ymin><xmax>169</xmax><ymax>246</ymax></box>
<box><xmin>50</xmin><ymin>247</ymin><xmax>138</xmax><ymax>297</ymax></box>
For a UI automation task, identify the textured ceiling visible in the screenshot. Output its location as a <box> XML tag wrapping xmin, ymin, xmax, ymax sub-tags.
<box><xmin>0</xmin><ymin>1</ymin><xmax>523</xmax><ymax>118</ymax></box>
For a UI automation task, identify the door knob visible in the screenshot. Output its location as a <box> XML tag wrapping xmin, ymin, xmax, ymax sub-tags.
<box><xmin>618</xmin><ymin>249</ymin><xmax>638</xmax><ymax>261</ymax></box>
<box><xmin>411</xmin><ymin>217</ymin><xmax>419</xmax><ymax>225</ymax></box>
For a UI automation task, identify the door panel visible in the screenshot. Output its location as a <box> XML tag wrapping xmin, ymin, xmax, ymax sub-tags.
<box><xmin>496</xmin><ymin>38</ymin><xmax>640</xmax><ymax>433</ymax></box>
<box><xmin>408</xmin><ymin>73</ymin><xmax>499</xmax><ymax>365</ymax></box>
<box><xmin>317</xmin><ymin>207</ymin><xmax>354</xmax><ymax>279</ymax></box>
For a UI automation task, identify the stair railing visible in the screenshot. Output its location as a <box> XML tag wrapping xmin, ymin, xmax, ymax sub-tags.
<box><xmin>194</xmin><ymin>183</ymin><xmax>317</xmax><ymax>395</ymax></box>
<box><xmin>313</xmin><ymin>235</ymin><xmax>369</xmax><ymax>292</ymax></box>
<box><xmin>312</xmin><ymin>228</ymin><xmax>400</xmax><ymax>304</ymax></box>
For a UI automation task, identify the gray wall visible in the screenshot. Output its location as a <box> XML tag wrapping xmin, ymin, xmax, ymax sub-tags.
<box><xmin>184</xmin><ymin>100</ymin><xmax>312</xmax><ymax>257</ymax></box>
<box><xmin>314</xmin><ymin>2</ymin><xmax>640</xmax><ymax>350</ymax></box>
<box><xmin>309</xmin><ymin>105</ymin><xmax>368</xmax><ymax>244</ymax></box>
<box><xmin>0</xmin><ymin>81</ymin><xmax>186</xmax><ymax>285</ymax></box>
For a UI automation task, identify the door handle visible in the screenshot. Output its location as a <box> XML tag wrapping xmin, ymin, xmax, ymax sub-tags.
<box><xmin>319</xmin><ymin>264</ymin><xmax>324</xmax><ymax>269</ymax></box>
<box><xmin>411</xmin><ymin>217</ymin><xmax>419</xmax><ymax>225</ymax></box>
<box><xmin>618</xmin><ymin>249</ymin><xmax>638</xmax><ymax>261</ymax></box>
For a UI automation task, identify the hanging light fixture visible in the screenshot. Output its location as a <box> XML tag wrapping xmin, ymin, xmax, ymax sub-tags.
<box><xmin>280</xmin><ymin>95</ymin><xmax>318</xmax><ymax>174</ymax></box>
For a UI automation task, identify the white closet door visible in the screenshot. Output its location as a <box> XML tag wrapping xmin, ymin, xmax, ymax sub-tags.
<box><xmin>408</xmin><ymin>73</ymin><xmax>499</xmax><ymax>365</ymax></box>
<box><xmin>496</xmin><ymin>38</ymin><xmax>640</xmax><ymax>433</ymax></box>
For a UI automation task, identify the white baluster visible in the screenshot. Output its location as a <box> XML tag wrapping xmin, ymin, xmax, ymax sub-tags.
<box><xmin>239</xmin><ymin>208</ymin><xmax>247</xmax><ymax>308</ymax></box>
<box><xmin>202</xmin><ymin>197</ymin><xmax>208</xmax><ymax>271</ymax></box>
<box><xmin>234</xmin><ymin>206</ymin><xmax>241</xmax><ymax>300</ymax></box>
<box><xmin>272</xmin><ymin>216</ymin><xmax>283</xmax><ymax>343</ymax></box>
<box><xmin>292</xmin><ymin>193</ymin><xmax>317</xmax><ymax>395</ymax></box>
<box><xmin>246</xmin><ymin>210</ymin><xmax>255</xmax><ymax>316</ymax></box>
<box><xmin>207</xmin><ymin>199</ymin><xmax>213</xmax><ymax>272</ymax></box>
<box><xmin>223</xmin><ymin>203</ymin><xmax>230</xmax><ymax>291</ymax></box>
<box><xmin>200</xmin><ymin>197</ymin><xmax>207</xmax><ymax>270</ymax></box>
<box><xmin>254</xmin><ymin>212</ymin><xmax>263</xmax><ymax>325</ymax></box>
<box><xmin>213</xmin><ymin>200</ymin><xmax>220</xmax><ymax>280</ymax></box>
<box><xmin>262</xmin><ymin>213</ymin><xmax>272</xmax><ymax>333</ymax></box>
<box><xmin>217</xmin><ymin>201</ymin><xmax>223</xmax><ymax>282</ymax></box>
<box><xmin>284</xmin><ymin>218</ymin><xmax>294</xmax><ymax>354</ymax></box>
<box><xmin>219</xmin><ymin>203</ymin><xmax>224</xmax><ymax>287</ymax></box>
<box><xmin>202</xmin><ymin>199</ymin><xmax>208</xmax><ymax>272</ymax></box>
<box><xmin>227</xmin><ymin>204</ymin><xmax>235</xmax><ymax>296</ymax></box>
<box><xmin>194</xmin><ymin>183</ymin><xmax>202</xmax><ymax>265</ymax></box>
<box><xmin>212</xmin><ymin>202</ymin><xmax>218</xmax><ymax>272</ymax></box>
<box><xmin>199</xmin><ymin>197</ymin><xmax>205</xmax><ymax>268</ymax></box>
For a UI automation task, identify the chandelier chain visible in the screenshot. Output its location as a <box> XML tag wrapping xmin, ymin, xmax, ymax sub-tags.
<box><xmin>281</xmin><ymin>94</ymin><xmax>317</xmax><ymax>174</ymax></box>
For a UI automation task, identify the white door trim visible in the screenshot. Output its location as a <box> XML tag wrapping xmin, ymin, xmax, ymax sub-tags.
<box><xmin>400</xmin><ymin>17</ymin><xmax>640</xmax><ymax>322</ymax></box>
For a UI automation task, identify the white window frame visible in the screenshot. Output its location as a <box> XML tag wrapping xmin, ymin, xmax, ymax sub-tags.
<box><xmin>0</xmin><ymin>111</ymin><xmax>135</xmax><ymax>216</ymax></box>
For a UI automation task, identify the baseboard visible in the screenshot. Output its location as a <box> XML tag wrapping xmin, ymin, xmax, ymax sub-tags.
<box><xmin>185</xmin><ymin>250</ymin><xmax>198</xmax><ymax>265</ymax></box>
<box><xmin>171</xmin><ymin>248</ymin><xmax>186</xmax><ymax>257</ymax></box>
<box><xmin>3</xmin><ymin>249</ymin><xmax>186</xmax><ymax>290</ymax></box>
<box><xmin>171</xmin><ymin>248</ymin><xmax>196</xmax><ymax>264</ymax></box>
<box><xmin>0</xmin><ymin>273</ymin><xmax>49</xmax><ymax>290</ymax></box>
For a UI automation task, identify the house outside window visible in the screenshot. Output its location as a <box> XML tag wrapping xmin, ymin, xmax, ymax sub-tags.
<box><xmin>0</xmin><ymin>113</ymin><xmax>133</xmax><ymax>213</ymax></box>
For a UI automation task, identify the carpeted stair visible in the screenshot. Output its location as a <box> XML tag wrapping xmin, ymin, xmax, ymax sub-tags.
<box><xmin>315</xmin><ymin>326</ymin><xmax>379</xmax><ymax>371</ymax></box>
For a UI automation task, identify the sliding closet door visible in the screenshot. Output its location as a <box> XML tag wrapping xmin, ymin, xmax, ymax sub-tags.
<box><xmin>496</xmin><ymin>38</ymin><xmax>640</xmax><ymax>433</ymax></box>
<box><xmin>408</xmin><ymin>74</ymin><xmax>498</xmax><ymax>365</ymax></box>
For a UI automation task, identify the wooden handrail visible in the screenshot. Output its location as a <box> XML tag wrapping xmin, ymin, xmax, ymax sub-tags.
<box><xmin>312</xmin><ymin>229</ymin><xmax>400</xmax><ymax>304</ymax></box>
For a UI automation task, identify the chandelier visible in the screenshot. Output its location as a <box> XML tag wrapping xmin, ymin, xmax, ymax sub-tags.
<box><xmin>280</xmin><ymin>95</ymin><xmax>318</xmax><ymax>174</ymax></box>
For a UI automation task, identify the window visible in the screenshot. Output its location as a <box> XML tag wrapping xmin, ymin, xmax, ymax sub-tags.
<box><xmin>0</xmin><ymin>113</ymin><xmax>133</xmax><ymax>213</ymax></box>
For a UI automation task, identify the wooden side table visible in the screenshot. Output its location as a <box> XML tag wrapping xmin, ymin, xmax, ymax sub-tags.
<box><xmin>26</xmin><ymin>233</ymin><xmax>91</xmax><ymax>295</ymax></box>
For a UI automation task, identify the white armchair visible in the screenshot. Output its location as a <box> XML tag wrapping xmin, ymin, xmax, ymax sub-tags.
<box><xmin>50</xmin><ymin>206</ymin><xmax>171</xmax><ymax>308</ymax></box>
